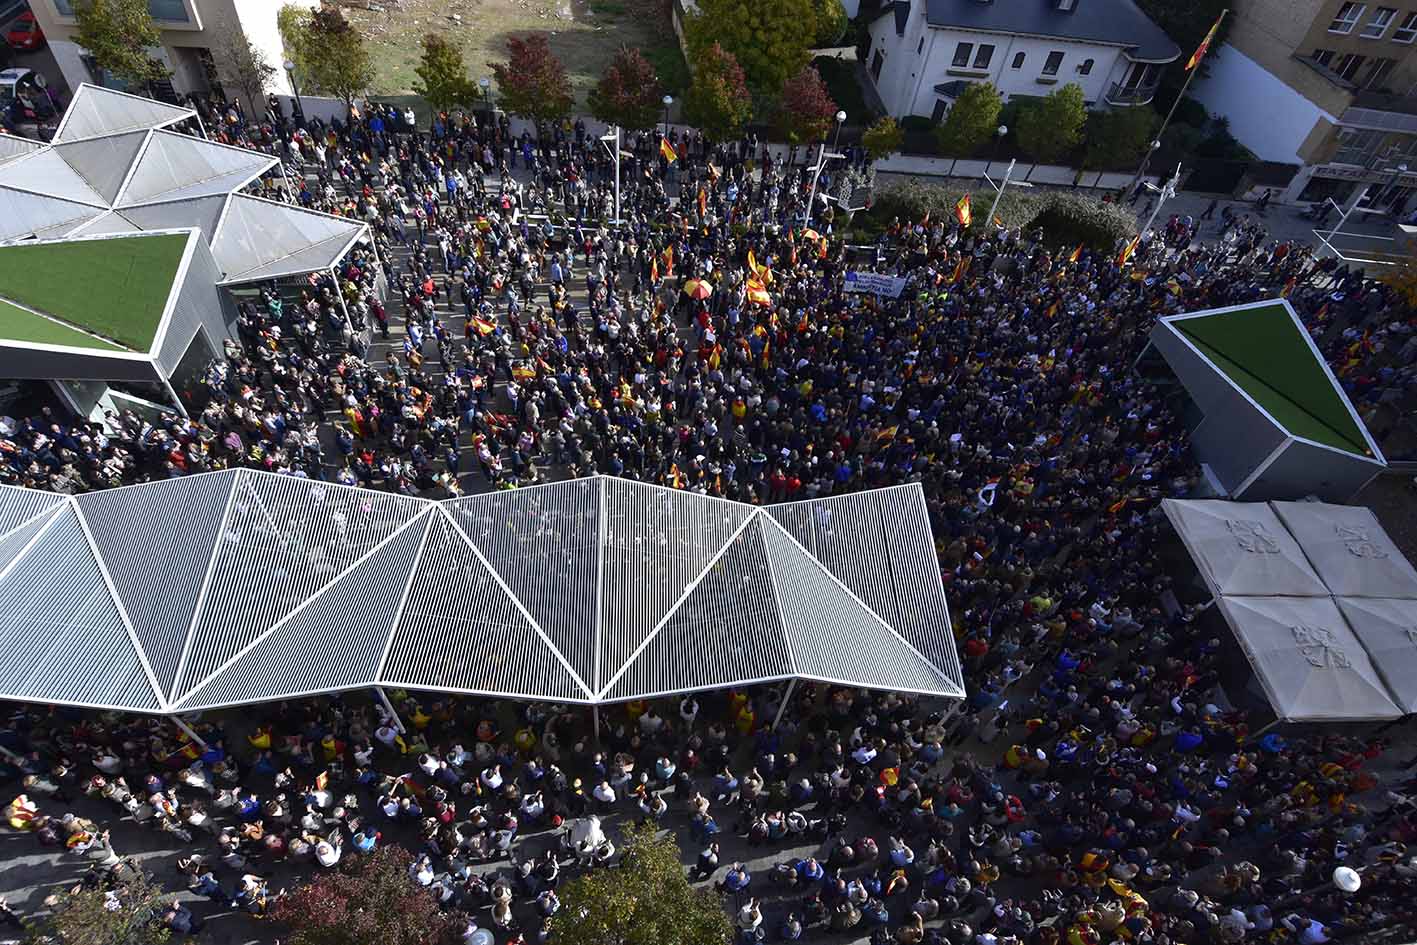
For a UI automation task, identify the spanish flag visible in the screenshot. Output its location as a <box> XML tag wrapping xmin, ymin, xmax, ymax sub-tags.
<box><xmin>669</xmin><ymin>463</ymin><xmax>685</xmax><ymax>488</ymax></box>
<box><xmin>746</xmin><ymin>277</ymin><xmax>772</xmax><ymax>306</ymax></box>
<box><xmin>1045</xmin><ymin>300</ymin><xmax>1059</xmax><ymax>319</ymax></box>
<box><xmin>471</xmin><ymin>317</ymin><xmax>496</xmax><ymax>336</ymax></box>
<box><xmin>954</xmin><ymin>193</ymin><xmax>972</xmax><ymax>227</ymax></box>
<box><xmin>660</xmin><ymin>136</ymin><xmax>677</xmax><ymax>162</ymax></box>
<box><xmin>1068</xmin><ymin>243</ymin><xmax>1083</xmax><ymax>264</ymax></box>
<box><xmin>1281</xmin><ymin>276</ymin><xmax>1297</xmax><ymax>298</ymax></box>
<box><xmin>511</xmin><ymin>365</ymin><xmax>536</xmax><ymax>382</ymax></box>
<box><xmin>950</xmin><ymin>255</ymin><xmax>970</xmax><ymax>284</ymax></box>
<box><xmin>748</xmin><ymin>248</ymin><xmax>763</xmax><ymax>276</ymax></box>
<box><xmin>663</xmin><ymin>244</ymin><xmax>674</xmax><ymax>275</ymax></box>
<box><xmin>697</xmin><ymin>186</ymin><xmax>707</xmax><ymax>218</ymax></box>
<box><xmin>650</xmin><ymin>257</ymin><xmax>659</xmax><ymax>282</ymax></box>
<box><xmin>1118</xmin><ymin>236</ymin><xmax>1140</xmax><ymax>267</ymax></box>
<box><xmin>1186</xmin><ymin>11</ymin><xmax>1225</xmax><ymax>72</ymax></box>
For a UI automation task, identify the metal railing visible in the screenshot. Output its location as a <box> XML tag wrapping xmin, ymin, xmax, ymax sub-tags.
<box><xmin>1106</xmin><ymin>82</ymin><xmax>1157</xmax><ymax>106</ymax></box>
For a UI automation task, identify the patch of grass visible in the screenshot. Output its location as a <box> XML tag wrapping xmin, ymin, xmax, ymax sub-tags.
<box><xmin>0</xmin><ymin>299</ymin><xmax>129</xmax><ymax>351</ymax></box>
<box><xmin>813</xmin><ymin>56</ymin><xmax>873</xmax><ymax>124</ymax></box>
<box><xmin>591</xmin><ymin>1</ymin><xmax>627</xmax><ymax>14</ymax></box>
<box><xmin>644</xmin><ymin>39</ymin><xmax>690</xmax><ymax>95</ymax></box>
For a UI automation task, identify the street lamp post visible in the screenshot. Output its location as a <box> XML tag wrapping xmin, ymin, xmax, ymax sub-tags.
<box><xmin>991</xmin><ymin>123</ymin><xmax>1008</xmax><ymax>163</ymax></box>
<box><xmin>832</xmin><ymin>109</ymin><xmax>847</xmax><ymax>151</ymax></box>
<box><xmin>283</xmin><ymin>60</ymin><xmax>304</xmax><ymax>124</ymax></box>
<box><xmin>662</xmin><ymin>94</ymin><xmax>673</xmax><ymax>139</ymax></box>
<box><xmin>1139</xmin><ymin>163</ymin><xmax>1183</xmax><ymax>245</ymax></box>
<box><xmin>479</xmin><ymin>77</ymin><xmax>492</xmax><ymax>115</ymax></box>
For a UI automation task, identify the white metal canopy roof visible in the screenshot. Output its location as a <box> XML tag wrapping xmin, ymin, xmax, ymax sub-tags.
<box><xmin>0</xmin><ymin>475</ymin><xmax>965</xmax><ymax>714</ymax></box>
<box><xmin>0</xmin><ymin>85</ymin><xmax>368</xmax><ymax>282</ymax></box>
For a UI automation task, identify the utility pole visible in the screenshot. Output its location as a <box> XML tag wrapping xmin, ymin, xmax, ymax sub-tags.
<box><xmin>806</xmin><ymin>142</ymin><xmax>846</xmax><ymax>225</ymax></box>
<box><xmin>1139</xmin><ymin>163</ymin><xmax>1183</xmax><ymax>243</ymax></box>
<box><xmin>986</xmin><ymin>158</ymin><xmax>1016</xmax><ymax>228</ymax></box>
<box><xmin>600</xmin><ymin>126</ymin><xmax>622</xmax><ymax>225</ymax></box>
<box><xmin>1129</xmin><ymin>8</ymin><xmax>1228</xmax><ymax>192</ymax></box>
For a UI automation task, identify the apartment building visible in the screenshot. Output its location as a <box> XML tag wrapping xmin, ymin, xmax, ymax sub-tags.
<box><xmin>30</xmin><ymin>0</ymin><xmax>315</xmax><ymax>115</ymax></box>
<box><xmin>1191</xmin><ymin>0</ymin><xmax>1417</xmax><ymax>209</ymax></box>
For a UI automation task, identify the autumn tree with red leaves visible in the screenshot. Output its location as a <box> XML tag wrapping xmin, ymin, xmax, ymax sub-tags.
<box><xmin>274</xmin><ymin>846</ymin><xmax>464</xmax><ymax>945</ymax></box>
<box><xmin>589</xmin><ymin>45</ymin><xmax>664</xmax><ymax>132</ymax></box>
<box><xmin>492</xmin><ymin>34</ymin><xmax>574</xmax><ymax>126</ymax></box>
<box><xmin>683</xmin><ymin>42</ymin><xmax>753</xmax><ymax>143</ymax></box>
<box><xmin>777</xmin><ymin>64</ymin><xmax>839</xmax><ymax>144</ymax></box>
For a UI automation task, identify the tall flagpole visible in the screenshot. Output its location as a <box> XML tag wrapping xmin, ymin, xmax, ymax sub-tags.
<box><xmin>1128</xmin><ymin>8</ymin><xmax>1228</xmax><ymax>192</ymax></box>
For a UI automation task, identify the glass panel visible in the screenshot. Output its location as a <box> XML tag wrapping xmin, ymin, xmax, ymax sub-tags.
<box><xmin>148</xmin><ymin>0</ymin><xmax>189</xmax><ymax>21</ymax></box>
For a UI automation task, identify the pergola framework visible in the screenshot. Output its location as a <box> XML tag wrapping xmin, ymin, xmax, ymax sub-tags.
<box><xmin>0</xmin><ymin>474</ymin><xmax>964</xmax><ymax>715</ymax></box>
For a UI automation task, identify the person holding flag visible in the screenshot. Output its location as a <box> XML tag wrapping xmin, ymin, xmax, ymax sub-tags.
<box><xmin>660</xmin><ymin>137</ymin><xmax>677</xmax><ymax>163</ymax></box>
<box><xmin>954</xmin><ymin>193</ymin><xmax>972</xmax><ymax>227</ymax></box>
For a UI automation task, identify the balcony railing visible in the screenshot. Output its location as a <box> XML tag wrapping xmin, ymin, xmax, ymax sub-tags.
<box><xmin>1106</xmin><ymin>82</ymin><xmax>1157</xmax><ymax>106</ymax></box>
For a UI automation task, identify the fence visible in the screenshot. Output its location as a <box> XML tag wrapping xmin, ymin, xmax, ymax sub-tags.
<box><xmin>875</xmin><ymin>153</ymin><xmax>1140</xmax><ymax>191</ymax></box>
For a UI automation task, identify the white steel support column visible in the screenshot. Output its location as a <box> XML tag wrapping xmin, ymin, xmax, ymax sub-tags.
<box><xmin>172</xmin><ymin>716</ymin><xmax>207</xmax><ymax>750</ymax></box>
<box><xmin>375</xmin><ymin>686</ymin><xmax>406</xmax><ymax>733</ymax></box>
<box><xmin>772</xmin><ymin>678</ymin><xmax>798</xmax><ymax>730</ymax></box>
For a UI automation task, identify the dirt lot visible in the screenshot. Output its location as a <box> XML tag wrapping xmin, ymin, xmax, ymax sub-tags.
<box><xmin>342</xmin><ymin>0</ymin><xmax>684</xmax><ymax>104</ymax></box>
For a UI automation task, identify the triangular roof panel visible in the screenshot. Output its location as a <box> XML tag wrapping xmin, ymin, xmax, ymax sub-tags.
<box><xmin>0</xmin><ymin>483</ymin><xmax>66</xmax><ymax>535</ymax></box>
<box><xmin>66</xmin><ymin>211</ymin><xmax>142</xmax><ymax>238</ymax></box>
<box><xmin>0</xmin><ymin>187</ymin><xmax>105</xmax><ymax>242</ymax></box>
<box><xmin>53</xmin><ymin>130</ymin><xmax>152</xmax><ymax>204</ymax></box>
<box><xmin>446</xmin><ymin>478</ymin><xmax>601</xmax><ymax>691</ymax></box>
<box><xmin>0</xmin><ymin>503</ymin><xmax>161</xmax><ymax>711</ymax></box>
<box><xmin>174</xmin><ymin>471</ymin><xmax>430</xmax><ymax>701</ymax></box>
<box><xmin>597</xmin><ymin>479</ymin><xmax>754</xmax><ymax>691</ymax></box>
<box><xmin>211</xmin><ymin>195</ymin><xmax>363</xmax><ymax>281</ymax></box>
<box><xmin>0</xmin><ymin>135</ymin><xmax>47</xmax><ymax>166</ymax></box>
<box><xmin>116</xmin><ymin>131</ymin><xmax>275</xmax><ymax>208</ymax></box>
<box><xmin>53</xmin><ymin>83</ymin><xmax>195</xmax><ymax>143</ymax></box>
<box><xmin>0</xmin><ymin>149</ymin><xmax>107</xmax><ymax>206</ymax></box>
<box><xmin>119</xmin><ymin>194</ymin><xmax>230</xmax><ymax>241</ymax></box>
<box><xmin>1334</xmin><ymin>597</ymin><xmax>1417</xmax><ymax>714</ymax></box>
<box><xmin>382</xmin><ymin>510</ymin><xmax>588</xmax><ymax>701</ymax></box>
<box><xmin>76</xmin><ymin>471</ymin><xmax>238</xmax><ymax>701</ymax></box>
<box><xmin>1162</xmin><ymin>499</ymin><xmax>1328</xmax><ymax>597</ymax></box>
<box><xmin>0</xmin><ymin>503</ymin><xmax>62</xmax><ymax>576</ymax></box>
<box><xmin>177</xmin><ymin>509</ymin><xmax>433</xmax><ymax>711</ymax></box>
<box><xmin>604</xmin><ymin>514</ymin><xmax>792</xmax><ymax>701</ymax></box>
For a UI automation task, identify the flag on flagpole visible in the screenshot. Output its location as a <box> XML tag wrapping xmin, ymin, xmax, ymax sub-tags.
<box><xmin>660</xmin><ymin>137</ymin><xmax>677</xmax><ymax>162</ymax></box>
<box><xmin>954</xmin><ymin>193</ymin><xmax>972</xmax><ymax>227</ymax></box>
<box><xmin>663</xmin><ymin>244</ymin><xmax>674</xmax><ymax>275</ymax></box>
<box><xmin>748</xmin><ymin>248</ymin><xmax>762</xmax><ymax>276</ymax></box>
<box><xmin>1186</xmin><ymin>12</ymin><xmax>1224</xmax><ymax>71</ymax></box>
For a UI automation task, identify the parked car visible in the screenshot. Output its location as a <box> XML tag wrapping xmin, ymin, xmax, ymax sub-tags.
<box><xmin>5</xmin><ymin>11</ymin><xmax>42</xmax><ymax>51</ymax></box>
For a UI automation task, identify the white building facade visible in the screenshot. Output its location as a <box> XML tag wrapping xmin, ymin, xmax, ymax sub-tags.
<box><xmin>865</xmin><ymin>0</ymin><xmax>1179</xmax><ymax>119</ymax></box>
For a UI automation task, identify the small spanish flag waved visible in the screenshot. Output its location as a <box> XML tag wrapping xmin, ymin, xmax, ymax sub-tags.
<box><xmin>992</xmin><ymin>215</ymin><xmax>1003</xmax><ymax>228</ymax></box>
<box><xmin>1186</xmin><ymin>11</ymin><xmax>1225</xmax><ymax>72</ymax></box>
<box><xmin>1068</xmin><ymin>243</ymin><xmax>1083</xmax><ymax>264</ymax></box>
<box><xmin>1045</xmin><ymin>300</ymin><xmax>1059</xmax><ymax>319</ymax></box>
<box><xmin>748</xmin><ymin>248</ymin><xmax>763</xmax><ymax>276</ymax></box>
<box><xmin>1281</xmin><ymin>276</ymin><xmax>1297</xmax><ymax>298</ymax></box>
<box><xmin>746</xmin><ymin>277</ymin><xmax>772</xmax><ymax>306</ymax></box>
<box><xmin>955</xmin><ymin>193</ymin><xmax>972</xmax><ymax>227</ymax></box>
<box><xmin>698</xmin><ymin>186</ymin><xmax>707</xmax><ymax>218</ymax></box>
<box><xmin>1118</xmin><ymin>235</ymin><xmax>1140</xmax><ymax>267</ymax></box>
<box><xmin>669</xmin><ymin>463</ymin><xmax>685</xmax><ymax>488</ymax></box>
<box><xmin>950</xmin><ymin>255</ymin><xmax>970</xmax><ymax>284</ymax></box>
<box><xmin>1107</xmin><ymin>495</ymin><xmax>1133</xmax><ymax>516</ymax></box>
<box><xmin>650</xmin><ymin>257</ymin><xmax>659</xmax><ymax>282</ymax></box>
<box><xmin>511</xmin><ymin>365</ymin><xmax>536</xmax><ymax>382</ymax></box>
<box><xmin>663</xmin><ymin>244</ymin><xmax>674</xmax><ymax>276</ymax></box>
<box><xmin>660</xmin><ymin>136</ymin><xmax>677</xmax><ymax>162</ymax></box>
<box><xmin>471</xmin><ymin>316</ymin><xmax>496</xmax><ymax>335</ymax></box>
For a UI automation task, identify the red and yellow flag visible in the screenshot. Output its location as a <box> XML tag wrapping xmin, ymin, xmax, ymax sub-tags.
<box><xmin>746</xmin><ymin>277</ymin><xmax>772</xmax><ymax>306</ymax></box>
<box><xmin>697</xmin><ymin>186</ymin><xmax>707</xmax><ymax>218</ymax></box>
<box><xmin>1118</xmin><ymin>236</ymin><xmax>1140</xmax><ymax>267</ymax></box>
<box><xmin>660</xmin><ymin>137</ymin><xmax>677</xmax><ymax>162</ymax></box>
<box><xmin>663</xmin><ymin>244</ymin><xmax>674</xmax><ymax>276</ymax></box>
<box><xmin>748</xmin><ymin>248</ymin><xmax>763</xmax><ymax>276</ymax></box>
<box><xmin>650</xmin><ymin>257</ymin><xmax>659</xmax><ymax>282</ymax></box>
<box><xmin>954</xmin><ymin>193</ymin><xmax>972</xmax><ymax>227</ymax></box>
<box><xmin>511</xmin><ymin>365</ymin><xmax>536</xmax><ymax>382</ymax></box>
<box><xmin>950</xmin><ymin>255</ymin><xmax>970</xmax><ymax>285</ymax></box>
<box><xmin>1068</xmin><ymin>243</ymin><xmax>1083</xmax><ymax>264</ymax></box>
<box><xmin>1186</xmin><ymin>12</ymin><xmax>1225</xmax><ymax>71</ymax></box>
<box><xmin>471</xmin><ymin>317</ymin><xmax>496</xmax><ymax>336</ymax></box>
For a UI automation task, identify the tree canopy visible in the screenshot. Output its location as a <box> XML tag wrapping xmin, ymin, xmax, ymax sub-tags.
<box><xmin>1016</xmin><ymin>83</ymin><xmax>1087</xmax><ymax>164</ymax></box>
<box><xmin>862</xmin><ymin>116</ymin><xmax>904</xmax><ymax>161</ymax></box>
<box><xmin>550</xmin><ymin>823</ymin><xmax>732</xmax><ymax>945</ymax></box>
<box><xmin>216</xmin><ymin>33</ymin><xmax>276</xmax><ymax>114</ymax></box>
<box><xmin>273</xmin><ymin>846</ymin><xmax>464</xmax><ymax>945</ymax></box>
<box><xmin>414</xmin><ymin>33</ymin><xmax>475</xmax><ymax>118</ymax></box>
<box><xmin>1084</xmin><ymin>105</ymin><xmax>1160</xmax><ymax>169</ymax></box>
<box><xmin>28</xmin><ymin>869</ymin><xmax>173</xmax><ymax>945</ymax></box>
<box><xmin>72</xmin><ymin>0</ymin><xmax>167</xmax><ymax>90</ymax></box>
<box><xmin>302</xmin><ymin>7</ymin><xmax>374</xmax><ymax>112</ymax></box>
<box><xmin>777</xmin><ymin>65</ymin><xmax>839</xmax><ymax>145</ymax></box>
<box><xmin>589</xmin><ymin>45</ymin><xmax>664</xmax><ymax>132</ymax></box>
<box><xmin>682</xmin><ymin>42</ymin><xmax>753</xmax><ymax>143</ymax></box>
<box><xmin>685</xmin><ymin>0</ymin><xmax>817</xmax><ymax>95</ymax></box>
<box><xmin>935</xmin><ymin>82</ymin><xmax>1002</xmax><ymax>156</ymax></box>
<box><xmin>811</xmin><ymin>0</ymin><xmax>848</xmax><ymax>47</ymax></box>
<box><xmin>492</xmin><ymin>35</ymin><xmax>575</xmax><ymax>125</ymax></box>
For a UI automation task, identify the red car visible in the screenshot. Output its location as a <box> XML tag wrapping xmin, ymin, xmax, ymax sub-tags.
<box><xmin>6</xmin><ymin>12</ymin><xmax>45</xmax><ymax>52</ymax></box>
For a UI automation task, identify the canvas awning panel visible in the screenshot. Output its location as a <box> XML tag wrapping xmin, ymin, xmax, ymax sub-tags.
<box><xmin>116</xmin><ymin>132</ymin><xmax>276</xmax><ymax>208</ymax></box>
<box><xmin>212</xmin><ymin>195</ymin><xmax>367</xmax><ymax>283</ymax></box>
<box><xmin>52</xmin><ymin>84</ymin><xmax>194</xmax><ymax>143</ymax></box>
<box><xmin>1162</xmin><ymin>499</ymin><xmax>1327</xmax><ymax>597</ymax></box>
<box><xmin>1272</xmin><ymin>501</ymin><xmax>1417</xmax><ymax>599</ymax></box>
<box><xmin>1334</xmin><ymin>597</ymin><xmax>1417</xmax><ymax>714</ymax></box>
<box><xmin>1218</xmin><ymin>595</ymin><xmax>1402</xmax><ymax>721</ymax></box>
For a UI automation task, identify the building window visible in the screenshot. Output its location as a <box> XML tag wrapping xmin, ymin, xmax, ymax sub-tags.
<box><xmin>917</xmin><ymin>36</ymin><xmax>925</xmax><ymax>54</ymax></box>
<box><xmin>974</xmin><ymin>44</ymin><xmax>995</xmax><ymax>69</ymax></box>
<box><xmin>1330</xmin><ymin>2</ymin><xmax>1367</xmax><ymax>33</ymax></box>
<box><xmin>1392</xmin><ymin>10</ymin><xmax>1417</xmax><ymax>41</ymax></box>
<box><xmin>952</xmin><ymin>42</ymin><xmax>974</xmax><ymax>68</ymax></box>
<box><xmin>1363</xmin><ymin>6</ymin><xmax>1396</xmax><ymax>36</ymax></box>
<box><xmin>1078</xmin><ymin>57</ymin><xmax>1094</xmax><ymax>75</ymax></box>
<box><xmin>55</xmin><ymin>0</ymin><xmax>189</xmax><ymax>20</ymax></box>
<box><xmin>932</xmin><ymin>99</ymin><xmax>949</xmax><ymax>122</ymax></box>
<box><xmin>1334</xmin><ymin>51</ymin><xmax>1367</xmax><ymax>79</ymax></box>
<box><xmin>1312</xmin><ymin>48</ymin><xmax>1337</xmax><ymax>66</ymax></box>
<box><xmin>1042</xmin><ymin>51</ymin><xmax>1064</xmax><ymax>75</ymax></box>
<box><xmin>871</xmin><ymin>50</ymin><xmax>884</xmax><ymax>80</ymax></box>
<box><xmin>1363</xmin><ymin>56</ymin><xmax>1397</xmax><ymax>87</ymax></box>
<box><xmin>1012</xmin><ymin>51</ymin><xmax>1026</xmax><ymax>68</ymax></box>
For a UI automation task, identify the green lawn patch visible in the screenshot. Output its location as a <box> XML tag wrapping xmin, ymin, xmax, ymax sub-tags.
<box><xmin>0</xmin><ymin>232</ymin><xmax>187</xmax><ymax>351</ymax></box>
<box><xmin>0</xmin><ymin>299</ymin><xmax>129</xmax><ymax>351</ymax></box>
<box><xmin>1174</xmin><ymin>303</ymin><xmax>1373</xmax><ymax>456</ymax></box>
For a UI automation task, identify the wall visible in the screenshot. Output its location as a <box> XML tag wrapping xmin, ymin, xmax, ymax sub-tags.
<box><xmin>1191</xmin><ymin>43</ymin><xmax>1338</xmax><ymax>162</ymax></box>
<box><xmin>1237</xmin><ymin>440</ymin><xmax>1382</xmax><ymax>502</ymax></box>
<box><xmin>153</xmin><ymin>232</ymin><xmax>235</xmax><ymax>380</ymax></box>
<box><xmin>1222</xmin><ymin>0</ymin><xmax>1355</xmax><ymax>115</ymax></box>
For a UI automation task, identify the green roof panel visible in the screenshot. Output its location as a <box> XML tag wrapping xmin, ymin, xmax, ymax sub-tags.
<box><xmin>0</xmin><ymin>232</ymin><xmax>187</xmax><ymax>351</ymax></box>
<box><xmin>1173</xmin><ymin>302</ymin><xmax>1372</xmax><ymax>457</ymax></box>
<box><xmin>0</xmin><ymin>299</ymin><xmax>129</xmax><ymax>351</ymax></box>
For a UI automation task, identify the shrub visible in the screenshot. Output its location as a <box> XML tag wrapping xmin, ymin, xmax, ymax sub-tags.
<box><xmin>936</xmin><ymin>82</ymin><xmax>1002</xmax><ymax>156</ymax></box>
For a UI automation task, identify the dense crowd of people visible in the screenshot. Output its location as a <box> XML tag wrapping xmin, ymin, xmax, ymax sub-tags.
<box><xmin>3</xmin><ymin>96</ymin><xmax>1417</xmax><ymax>945</ymax></box>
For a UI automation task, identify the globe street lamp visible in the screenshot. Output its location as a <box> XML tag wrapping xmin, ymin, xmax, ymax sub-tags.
<box><xmin>832</xmin><ymin>109</ymin><xmax>847</xmax><ymax>151</ymax></box>
<box><xmin>283</xmin><ymin>60</ymin><xmax>304</xmax><ymax>123</ymax></box>
<box><xmin>662</xmin><ymin>94</ymin><xmax>673</xmax><ymax>138</ymax></box>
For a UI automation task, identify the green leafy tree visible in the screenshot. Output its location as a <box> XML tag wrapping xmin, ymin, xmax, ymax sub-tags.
<box><xmin>862</xmin><ymin>115</ymin><xmax>903</xmax><ymax>161</ymax></box>
<box><xmin>28</xmin><ymin>870</ymin><xmax>173</xmax><ymax>945</ymax></box>
<box><xmin>215</xmin><ymin>33</ymin><xmax>277</xmax><ymax>116</ymax></box>
<box><xmin>935</xmin><ymin>82</ymin><xmax>1001</xmax><ymax>155</ymax></box>
<box><xmin>777</xmin><ymin>64</ymin><xmax>838</xmax><ymax>144</ymax></box>
<box><xmin>303</xmin><ymin>7</ymin><xmax>374</xmax><ymax>115</ymax></box>
<box><xmin>278</xmin><ymin>3</ymin><xmax>314</xmax><ymax>77</ymax></box>
<box><xmin>682</xmin><ymin>42</ymin><xmax>753</xmax><ymax>142</ymax></box>
<box><xmin>492</xmin><ymin>35</ymin><xmax>575</xmax><ymax>126</ymax></box>
<box><xmin>685</xmin><ymin>0</ymin><xmax>817</xmax><ymax>95</ymax></box>
<box><xmin>273</xmin><ymin>846</ymin><xmax>464</xmax><ymax>945</ymax></box>
<box><xmin>551</xmin><ymin>823</ymin><xmax>733</xmax><ymax>945</ymax></box>
<box><xmin>589</xmin><ymin>45</ymin><xmax>664</xmax><ymax>132</ymax></box>
<box><xmin>1083</xmin><ymin>106</ymin><xmax>1159</xmax><ymax>169</ymax></box>
<box><xmin>413</xmin><ymin>33</ymin><xmax>474</xmax><ymax>121</ymax></box>
<box><xmin>1016</xmin><ymin>83</ymin><xmax>1087</xmax><ymax>164</ymax></box>
<box><xmin>811</xmin><ymin>0</ymin><xmax>848</xmax><ymax>47</ymax></box>
<box><xmin>72</xmin><ymin>0</ymin><xmax>167</xmax><ymax>92</ymax></box>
